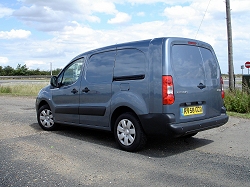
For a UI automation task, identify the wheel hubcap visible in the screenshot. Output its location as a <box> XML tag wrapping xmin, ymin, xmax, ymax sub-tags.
<box><xmin>117</xmin><ymin>119</ymin><xmax>136</xmax><ymax>146</ymax></box>
<box><xmin>40</xmin><ymin>109</ymin><xmax>54</xmax><ymax>128</ymax></box>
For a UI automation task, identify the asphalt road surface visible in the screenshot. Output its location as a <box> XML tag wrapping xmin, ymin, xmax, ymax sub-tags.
<box><xmin>0</xmin><ymin>96</ymin><xmax>250</xmax><ymax>187</ymax></box>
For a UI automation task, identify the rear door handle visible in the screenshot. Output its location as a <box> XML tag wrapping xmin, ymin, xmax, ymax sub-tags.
<box><xmin>82</xmin><ymin>87</ymin><xmax>90</xmax><ymax>93</ymax></box>
<box><xmin>197</xmin><ymin>83</ymin><xmax>206</xmax><ymax>89</ymax></box>
<box><xmin>71</xmin><ymin>88</ymin><xmax>78</xmax><ymax>94</ymax></box>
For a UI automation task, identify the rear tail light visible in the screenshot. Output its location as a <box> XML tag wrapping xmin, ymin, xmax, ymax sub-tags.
<box><xmin>162</xmin><ymin>75</ymin><xmax>175</xmax><ymax>105</ymax></box>
<box><xmin>221</xmin><ymin>77</ymin><xmax>225</xmax><ymax>99</ymax></box>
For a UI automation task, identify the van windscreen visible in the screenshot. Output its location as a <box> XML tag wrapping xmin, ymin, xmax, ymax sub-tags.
<box><xmin>171</xmin><ymin>45</ymin><xmax>219</xmax><ymax>87</ymax></box>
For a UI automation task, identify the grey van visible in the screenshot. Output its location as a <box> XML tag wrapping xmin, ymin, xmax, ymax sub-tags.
<box><xmin>36</xmin><ymin>37</ymin><xmax>228</xmax><ymax>152</ymax></box>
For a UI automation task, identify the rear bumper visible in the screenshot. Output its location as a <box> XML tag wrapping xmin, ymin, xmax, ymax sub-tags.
<box><xmin>138</xmin><ymin>113</ymin><xmax>229</xmax><ymax>137</ymax></box>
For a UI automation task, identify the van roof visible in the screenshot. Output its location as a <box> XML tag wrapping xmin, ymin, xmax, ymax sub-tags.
<box><xmin>76</xmin><ymin>38</ymin><xmax>152</xmax><ymax>58</ymax></box>
<box><xmin>72</xmin><ymin>37</ymin><xmax>212</xmax><ymax>61</ymax></box>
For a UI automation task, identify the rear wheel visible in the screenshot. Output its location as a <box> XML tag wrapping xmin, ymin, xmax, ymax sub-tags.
<box><xmin>114</xmin><ymin>113</ymin><xmax>147</xmax><ymax>152</ymax></box>
<box><xmin>37</xmin><ymin>104</ymin><xmax>57</xmax><ymax>131</ymax></box>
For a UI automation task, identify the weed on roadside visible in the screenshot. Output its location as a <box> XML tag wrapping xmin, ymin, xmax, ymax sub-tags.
<box><xmin>224</xmin><ymin>88</ymin><xmax>250</xmax><ymax>113</ymax></box>
<box><xmin>0</xmin><ymin>83</ymin><xmax>48</xmax><ymax>96</ymax></box>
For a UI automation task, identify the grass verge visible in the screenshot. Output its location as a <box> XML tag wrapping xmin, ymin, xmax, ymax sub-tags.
<box><xmin>0</xmin><ymin>83</ymin><xmax>48</xmax><ymax>97</ymax></box>
<box><xmin>227</xmin><ymin>111</ymin><xmax>250</xmax><ymax>119</ymax></box>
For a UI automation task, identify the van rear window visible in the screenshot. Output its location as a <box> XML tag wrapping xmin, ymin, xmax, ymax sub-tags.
<box><xmin>171</xmin><ymin>45</ymin><xmax>219</xmax><ymax>87</ymax></box>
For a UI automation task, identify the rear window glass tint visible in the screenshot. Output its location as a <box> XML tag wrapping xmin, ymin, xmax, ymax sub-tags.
<box><xmin>200</xmin><ymin>47</ymin><xmax>220</xmax><ymax>86</ymax></box>
<box><xmin>171</xmin><ymin>45</ymin><xmax>219</xmax><ymax>87</ymax></box>
<box><xmin>171</xmin><ymin>45</ymin><xmax>205</xmax><ymax>86</ymax></box>
<box><xmin>114</xmin><ymin>49</ymin><xmax>146</xmax><ymax>77</ymax></box>
<box><xmin>86</xmin><ymin>51</ymin><xmax>115</xmax><ymax>83</ymax></box>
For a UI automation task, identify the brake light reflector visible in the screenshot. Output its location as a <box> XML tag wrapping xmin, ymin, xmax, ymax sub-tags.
<box><xmin>188</xmin><ymin>41</ymin><xmax>197</xmax><ymax>45</ymax></box>
<box><xmin>162</xmin><ymin>75</ymin><xmax>175</xmax><ymax>105</ymax></box>
<box><xmin>221</xmin><ymin>77</ymin><xmax>225</xmax><ymax>99</ymax></box>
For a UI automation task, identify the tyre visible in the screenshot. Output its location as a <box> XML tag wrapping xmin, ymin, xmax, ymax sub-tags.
<box><xmin>114</xmin><ymin>112</ymin><xmax>147</xmax><ymax>152</ymax></box>
<box><xmin>37</xmin><ymin>104</ymin><xmax>57</xmax><ymax>131</ymax></box>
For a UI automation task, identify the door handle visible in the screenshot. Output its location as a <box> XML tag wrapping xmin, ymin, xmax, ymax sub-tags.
<box><xmin>197</xmin><ymin>83</ymin><xmax>206</xmax><ymax>89</ymax></box>
<box><xmin>71</xmin><ymin>88</ymin><xmax>78</xmax><ymax>94</ymax></box>
<box><xmin>82</xmin><ymin>87</ymin><xmax>90</xmax><ymax>93</ymax></box>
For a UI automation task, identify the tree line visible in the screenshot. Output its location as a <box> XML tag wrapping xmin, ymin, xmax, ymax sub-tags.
<box><xmin>0</xmin><ymin>64</ymin><xmax>61</xmax><ymax>76</ymax></box>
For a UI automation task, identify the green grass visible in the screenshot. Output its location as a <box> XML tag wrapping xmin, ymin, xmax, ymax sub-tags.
<box><xmin>224</xmin><ymin>89</ymin><xmax>250</xmax><ymax>113</ymax></box>
<box><xmin>227</xmin><ymin>111</ymin><xmax>250</xmax><ymax>119</ymax></box>
<box><xmin>0</xmin><ymin>83</ymin><xmax>49</xmax><ymax>97</ymax></box>
<box><xmin>224</xmin><ymin>89</ymin><xmax>250</xmax><ymax>119</ymax></box>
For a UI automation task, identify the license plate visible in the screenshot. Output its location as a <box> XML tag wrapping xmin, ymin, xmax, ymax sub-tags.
<box><xmin>181</xmin><ymin>106</ymin><xmax>203</xmax><ymax>116</ymax></box>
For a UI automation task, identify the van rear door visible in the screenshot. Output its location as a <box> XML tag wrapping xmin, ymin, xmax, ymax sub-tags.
<box><xmin>166</xmin><ymin>40</ymin><xmax>223</xmax><ymax>123</ymax></box>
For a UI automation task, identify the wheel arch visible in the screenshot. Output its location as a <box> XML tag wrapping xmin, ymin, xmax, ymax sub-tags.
<box><xmin>36</xmin><ymin>99</ymin><xmax>51</xmax><ymax>112</ymax></box>
<box><xmin>39</xmin><ymin>100</ymin><xmax>48</xmax><ymax>107</ymax></box>
<box><xmin>111</xmin><ymin>106</ymin><xmax>140</xmax><ymax>132</ymax></box>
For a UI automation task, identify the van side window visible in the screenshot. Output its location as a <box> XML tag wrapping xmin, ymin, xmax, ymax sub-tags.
<box><xmin>59</xmin><ymin>58</ymin><xmax>84</xmax><ymax>86</ymax></box>
<box><xmin>114</xmin><ymin>49</ymin><xmax>146</xmax><ymax>80</ymax></box>
<box><xmin>86</xmin><ymin>51</ymin><xmax>115</xmax><ymax>83</ymax></box>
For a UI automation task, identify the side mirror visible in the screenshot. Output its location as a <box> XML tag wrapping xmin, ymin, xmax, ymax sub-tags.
<box><xmin>50</xmin><ymin>76</ymin><xmax>58</xmax><ymax>87</ymax></box>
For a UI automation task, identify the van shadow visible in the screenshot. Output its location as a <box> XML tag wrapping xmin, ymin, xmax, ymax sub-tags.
<box><xmin>30</xmin><ymin>123</ymin><xmax>116</xmax><ymax>148</ymax></box>
<box><xmin>140</xmin><ymin>136</ymin><xmax>213</xmax><ymax>158</ymax></box>
<box><xmin>30</xmin><ymin>123</ymin><xmax>213</xmax><ymax>158</ymax></box>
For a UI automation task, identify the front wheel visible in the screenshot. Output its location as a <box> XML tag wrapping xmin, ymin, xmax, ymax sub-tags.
<box><xmin>114</xmin><ymin>113</ymin><xmax>147</xmax><ymax>152</ymax></box>
<box><xmin>37</xmin><ymin>104</ymin><xmax>57</xmax><ymax>131</ymax></box>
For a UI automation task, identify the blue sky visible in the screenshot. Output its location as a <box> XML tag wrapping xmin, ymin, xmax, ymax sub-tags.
<box><xmin>0</xmin><ymin>0</ymin><xmax>249</xmax><ymax>74</ymax></box>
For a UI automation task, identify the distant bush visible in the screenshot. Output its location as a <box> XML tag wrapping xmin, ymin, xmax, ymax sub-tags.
<box><xmin>224</xmin><ymin>89</ymin><xmax>250</xmax><ymax>113</ymax></box>
<box><xmin>0</xmin><ymin>64</ymin><xmax>61</xmax><ymax>76</ymax></box>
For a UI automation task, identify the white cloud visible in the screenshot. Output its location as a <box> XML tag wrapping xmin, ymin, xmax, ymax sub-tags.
<box><xmin>163</xmin><ymin>3</ymin><xmax>213</xmax><ymax>27</ymax></box>
<box><xmin>0</xmin><ymin>57</ymin><xmax>9</xmax><ymax>65</ymax></box>
<box><xmin>13</xmin><ymin>0</ymin><xmax>119</xmax><ymax>31</ymax></box>
<box><xmin>88</xmin><ymin>1</ymin><xmax>117</xmax><ymax>14</ymax></box>
<box><xmin>231</xmin><ymin>0</ymin><xmax>250</xmax><ymax>12</ymax></box>
<box><xmin>120</xmin><ymin>0</ymin><xmax>178</xmax><ymax>4</ymax></box>
<box><xmin>137</xmin><ymin>12</ymin><xmax>145</xmax><ymax>17</ymax></box>
<box><xmin>108</xmin><ymin>12</ymin><xmax>131</xmax><ymax>24</ymax></box>
<box><xmin>20</xmin><ymin>0</ymin><xmax>118</xmax><ymax>14</ymax></box>
<box><xmin>13</xmin><ymin>4</ymin><xmax>68</xmax><ymax>31</ymax></box>
<box><xmin>13</xmin><ymin>5</ymin><xmax>64</xmax><ymax>23</ymax></box>
<box><xmin>0</xmin><ymin>5</ymin><xmax>14</xmax><ymax>18</ymax></box>
<box><xmin>164</xmin><ymin>5</ymin><xmax>199</xmax><ymax>20</ymax></box>
<box><xmin>25</xmin><ymin>60</ymin><xmax>46</xmax><ymax>69</ymax></box>
<box><xmin>0</xmin><ymin>29</ymin><xmax>31</xmax><ymax>39</ymax></box>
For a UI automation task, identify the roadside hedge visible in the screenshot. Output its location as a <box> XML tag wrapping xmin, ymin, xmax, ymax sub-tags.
<box><xmin>0</xmin><ymin>64</ymin><xmax>61</xmax><ymax>76</ymax></box>
<box><xmin>224</xmin><ymin>89</ymin><xmax>250</xmax><ymax>113</ymax></box>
